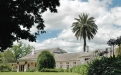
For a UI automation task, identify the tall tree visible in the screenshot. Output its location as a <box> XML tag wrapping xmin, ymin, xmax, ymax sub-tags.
<box><xmin>9</xmin><ymin>41</ymin><xmax>33</xmax><ymax>62</ymax></box>
<box><xmin>72</xmin><ymin>13</ymin><xmax>98</xmax><ymax>52</ymax></box>
<box><xmin>107</xmin><ymin>39</ymin><xmax>116</xmax><ymax>56</ymax></box>
<box><xmin>0</xmin><ymin>0</ymin><xmax>60</xmax><ymax>52</ymax></box>
<box><xmin>3</xmin><ymin>49</ymin><xmax>15</xmax><ymax>63</ymax></box>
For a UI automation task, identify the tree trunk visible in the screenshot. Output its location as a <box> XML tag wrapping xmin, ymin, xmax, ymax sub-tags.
<box><xmin>119</xmin><ymin>44</ymin><xmax>120</xmax><ymax>55</ymax></box>
<box><xmin>83</xmin><ymin>36</ymin><xmax>86</xmax><ymax>52</ymax></box>
<box><xmin>113</xmin><ymin>45</ymin><xmax>114</xmax><ymax>56</ymax></box>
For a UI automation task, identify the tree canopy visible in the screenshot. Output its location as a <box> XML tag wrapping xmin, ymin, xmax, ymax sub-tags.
<box><xmin>3</xmin><ymin>49</ymin><xmax>15</xmax><ymax>63</ymax></box>
<box><xmin>0</xmin><ymin>0</ymin><xmax>60</xmax><ymax>52</ymax></box>
<box><xmin>36</xmin><ymin>50</ymin><xmax>55</xmax><ymax>71</ymax></box>
<box><xmin>72</xmin><ymin>13</ymin><xmax>98</xmax><ymax>52</ymax></box>
<box><xmin>11</xmin><ymin>41</ymin><xmax>33</xmax><ymax>61</ymax></box>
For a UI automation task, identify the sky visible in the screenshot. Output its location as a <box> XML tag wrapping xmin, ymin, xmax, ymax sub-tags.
<box><xmin>15</xmin><ymin>0</ymin><xmax>121</xmax><ymax>52</ymax></box>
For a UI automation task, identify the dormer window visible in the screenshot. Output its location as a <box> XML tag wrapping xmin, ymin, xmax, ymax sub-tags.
<box><xmin>85</xmin><ymin>58</ymin><xmax>90</xmax><ymax>61</ymax></box>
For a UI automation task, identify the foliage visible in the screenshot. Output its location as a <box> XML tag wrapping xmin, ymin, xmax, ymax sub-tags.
<box><xmin>40</xmin><ymin>68</ymin><xmax>58</xmax><ymax>72</ymax></box>
<box><xmin>3</xmin><ymin>49</ymin><xmax>15</xmax><ymax>63</ymax></box>
<box><xmin>107</xmin><ymin>36</ymin><xmax>121</xmax><ymax>56</ymax></box>
<box><xmin>0</xmin><ymin>72</ymin><xmax>81</xmax><ymax>75</ymax></box>
<box><xmin>69</xmin><ymin>65</ymin><xmax>88</xmax><ymax>75</ymax></box>
<box><xmin>9</xmin><ymin>41</ymin><xmax>33</xmax><ymax>61</ymax></box>
<box><xmin>0</xmin><ymin>64</ymin><xmax>12</xmax><ymax>72</ymax></box>
<box><xmin>36</xmin><ymin>50</ymin><xmax>55</xmax><ymax>71</ymax></box>
<box><xmin>87</xmin><ymin>56</ymin><xmax>121</xmax><ymax>75</ymax></box>
<box><xmin>0</xmin><ymin>0</ymin><xmax>60</xmax><ymax>52</ymax></box>
<box><xmin>107</xmin><ymin>39</ymin><xmax>116</xmax><ymax>56</ymax></box>
<box><xmin>72</xmin><ymin>13</ymin><xmax>98</xmax><ymax>52</ymax></box>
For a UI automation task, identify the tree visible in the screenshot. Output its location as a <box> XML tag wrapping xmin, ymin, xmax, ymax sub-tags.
<box><xmin>72</xmin><ymin>13</ymin><xmax>98</xmax><ymax>52</ymax></box>
<box><xmin>115</xmin><ymin>36</ymin><xmax>121</xmax><ymax>55</ymax></box>
<box><xmin>36</xmin><ymin>50</ymin><xmax>55</xmax><ymax>71</ymax></box>
<box><xmin>115</xmin><ymin>46</ymin><xmax>121</xmax><ymax>56</ymax></box>
<box><xmin>9</xmin><ymin>41</ymin><xmax>33</xmax><ymax>62</ymax></box>
<box><xmin>0</xmin><ymin>0</ymin><xmax>60</xmax><ymax>52</ymax></box>
<box><xmin>107</xmin><ymin>39</ymin><xmax>116</xmax><ymax>56</ymax></box>
<box><xmin>3</xmin><ymin>49</ymin><xmax>15</xmax><ymax>63</ymax></box>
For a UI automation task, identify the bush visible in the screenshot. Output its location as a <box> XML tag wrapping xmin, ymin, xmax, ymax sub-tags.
<box><xmin>69</xmin><ymin>65</ymin><xmax>88</xmax><ymax>75</ymax></box>
<box><xmin>40</xmin><ymin>68</ymin><xmax>58</xmax><ymax>72</ymax></box>
<box><xmin>0</xmin><ymin>64</ymin><xmax>12</xmax><ymax>72</ymax></box>
<box><xmin>58</xmin><ymin>68</ymin><xmax>65</xmax><ymax>72</ymax></box>
<box><xmin>26</xmin><ymin>68</ymin><xmax>36</xmax><ymax>72</ymax></box>
<box><xmin>87</xmin><ymin>56</ymin><xmax>121</xmax><ymax>75</ymax></box>
<box><xmin>40</xmin><ymin>68</ymin><xmax>67</xmax><ymax>72</ymax></box>
<box><xmin>36</xmin><ymin>50</ymin><xmax>55</xmax><ymax>71</ymax></box>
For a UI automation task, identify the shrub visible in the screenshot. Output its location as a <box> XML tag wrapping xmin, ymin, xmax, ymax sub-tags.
<box><xmin>40</xmin><ymin>68</ymin><xmax>58</xmax><ymax>72</ymax></box>
<box><xmin>0</xmin><ymin>64</ymin><xmax>12</xmax><ymax>72</ymax></box>
<box><xmin>58</xmin><ymin>68</ymin><xmax>65</xmax><ymax>72</ymax></box>
<box><xmin>36</xmin><ymin>50</ymin><xmax>55</xmax><ymax>71</ymax></box>
<box><xmin>70</xmin><ymin>65</ymin><xmax>88</xmax><ymax>75</ymax></box>
<box><xmin>87</xmin><ymin>56</ymin><xmax>121</xmax><ymax>75</ymax></box>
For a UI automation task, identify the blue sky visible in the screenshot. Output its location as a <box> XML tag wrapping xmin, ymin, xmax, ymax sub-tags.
<box><xmin>37</xmin><ymin>0</ymin><xmax>121</xmax><ymax>41</ymax></box>
<box><xmin>18</xmin><ymin>0</ymin><xmax>121</xmax><ymax>52</ymax></box>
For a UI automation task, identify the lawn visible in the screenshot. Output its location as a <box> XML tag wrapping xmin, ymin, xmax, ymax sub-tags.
<box><xmin>0</xmin><ymin>72</ymin><xmax>81</xmax><ymax>75</ymax></box>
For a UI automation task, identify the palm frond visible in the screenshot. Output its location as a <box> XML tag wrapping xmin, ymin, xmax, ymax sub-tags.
<box><xmin>71</xmin><ymin>13</ymin><xmax>98</xmax><ymax>52</ymax></box>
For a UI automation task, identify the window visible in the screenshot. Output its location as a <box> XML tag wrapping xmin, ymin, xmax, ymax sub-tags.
<box><xmin>35</xmin><ymin>63</ymin><xmax>36</xmax><ymax>67</ymax></box>
<box><xmin>31</xmin><ymin>63</ymin><xmax>33</xmax><ymax>65</ymax></box>
<box><xmin>67</xmin><ymin>65</ymin><xmax>69</xmax><ymax>69</ymax></box>
<box><xmin>60</xmin><ymin>65</ymin><xmax>62</xmax><ymax>68</ymax></box>
<box><xmin>73</xmin><ymin>62</ymin><xmax>76</xmax><ymax>64</ymax></box>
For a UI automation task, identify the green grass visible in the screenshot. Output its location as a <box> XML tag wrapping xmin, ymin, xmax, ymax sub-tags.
<box><xmin>0</xmin><ymin>72</ymin><xmax>81</xmax><ymax>75</ymax></box>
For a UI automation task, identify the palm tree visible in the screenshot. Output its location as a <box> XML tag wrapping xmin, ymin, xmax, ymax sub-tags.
<box><xmin>107</xmin><ymin>39</ymin><xmax>116</xmax><ymax>56</ymax></box>
<box><xmin>72</xmin><ymin>13</ymin><xmax>98</xmax><ymax>52</ymax></box>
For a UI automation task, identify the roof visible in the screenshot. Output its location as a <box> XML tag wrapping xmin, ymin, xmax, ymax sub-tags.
<box><xmin>18</xmin><ymin>48</ymin><xmax>94</xmax><ymax>62</ymax></box>
<box><xmin>54</xmin><ymin>52</ymin><xmax>82</xmax><ymax>61</ymax></box>
<box><xmin>18</xmin><ymin>47</ymin><xmax>67</xmax><ymax>61</ymax></box>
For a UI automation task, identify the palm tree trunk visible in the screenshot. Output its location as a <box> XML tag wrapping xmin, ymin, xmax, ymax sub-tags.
<box><xmin>83</xmin><ymin>36</ymin><xmax>86</xmax><ymax>52</ymax></box>
<box><xmin>119</xmin><ymin>44</ymin><xmax>120</xmax><ymax>55</ymax></box>
<box><xmin>113</xmin><ymin>45</ymin><xmax>114</xmax><ymax>56</ymax></box>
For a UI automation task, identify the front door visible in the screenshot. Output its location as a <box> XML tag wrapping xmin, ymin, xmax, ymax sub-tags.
<box><xmin>19</xmin><ymin>65</ymin><xmax>24</xmax><ymax>72</ymax></box>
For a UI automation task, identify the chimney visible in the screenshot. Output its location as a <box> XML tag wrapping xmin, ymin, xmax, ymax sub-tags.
<box><xmin>32</xmin><ymin>47</ymin><xmax>35</xmax><ymax>55</ymax></box>
<box><xmin>86</xmin><ymin>46</ymin><xmax>89</xmax><ymax>52</ymax></box>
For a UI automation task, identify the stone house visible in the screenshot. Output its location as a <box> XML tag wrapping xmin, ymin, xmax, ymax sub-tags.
<box><xmin>15</xmin><ymin>47</ymin><xmax>95</xmax><ymax>72</ymax></box>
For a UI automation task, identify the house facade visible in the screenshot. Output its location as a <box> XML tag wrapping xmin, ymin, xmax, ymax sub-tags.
<box><xmin>14</xmin><ymin>47</ymin><xmax>96</xmax><ymax>72</ymax></box>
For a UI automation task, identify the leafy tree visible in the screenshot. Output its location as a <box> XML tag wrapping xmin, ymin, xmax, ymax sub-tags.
<box><xmin>0</xmin><ymin>0</ymin><xmax>60</xmax><ymax>52</ymax></box>
<box><xmin>9</xmin><ymin>41</ymin><xmax>33</xmax><ymax>62</ymax></box>
<box><xmin>3</xmin><ymin>49</ymin><xmax>15</xmax><ymax>63</ymax></box>
<box><xmin>36</xmin><ymin>50</ymin><xmax>55</xmax><ymax>71</ymax></box>
<box><xmin>72</xmin><ymin>13</ymin><xmax>98</xmax><ymax>52</ymax></box>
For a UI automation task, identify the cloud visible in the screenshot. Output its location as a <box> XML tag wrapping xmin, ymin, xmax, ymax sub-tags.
<box><xmin>14</xmin><ymin>0</ymin><xmax>121</xmax><ymax>53</ymax></box>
